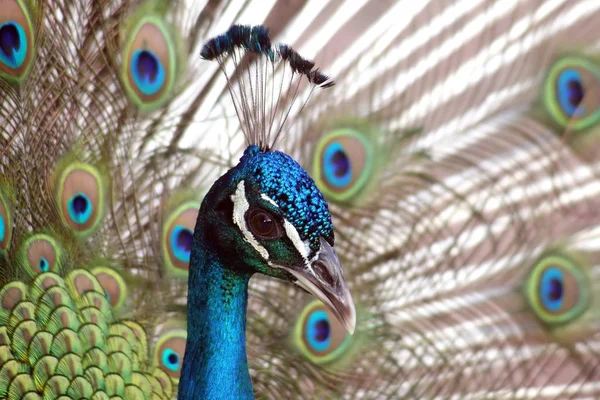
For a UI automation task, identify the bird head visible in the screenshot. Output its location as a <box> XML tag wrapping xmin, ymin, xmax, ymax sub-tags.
<box><xmin>198</xmin><ymin>145</ymin><xmax>356</xmax><ymax>334</ymax></box>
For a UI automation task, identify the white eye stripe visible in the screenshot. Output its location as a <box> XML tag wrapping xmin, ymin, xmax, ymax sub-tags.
<box><xmin>231</xmin><ymin>181</ymin><xmax>269</xmax><ymax>260</ymax></box>
<box><xmin>260</xmin><ymin>193</ymin><xmax>279</xmax><ymax>207</ymax></box>
<box><xmin>260</xmin><ymin>193</ymin><xmax>311</xmax><ymax>263</ymax></box>
<box><xmin>283</xmin><ymin>219</ymin><xmax>310</xmax><ymax>262</ymax></box>
<box><xmin>234</xmin><ymin>184</ymin><xmax>312</xmax><ymax>264</ymax></box>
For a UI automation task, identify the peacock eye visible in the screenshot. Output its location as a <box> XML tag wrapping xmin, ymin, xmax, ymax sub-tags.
<box><xmin>154</xmin><ymin>328</ymin><xmax>187</xmax><ymax>382</ymax></box>
<box><xmin>294</xmin><ymin>300</ymin><xmax>352</xmax><ymax>365</ymax></box>
<box><xmin>524</xmin><ymin>253</ymin><xmax>590</xmax><ymax>326</ymax></box>
<box><xmin>245</xmin><ymin>208</ymin><xmax>283</xmax><ymax>240</ymax></box>
<box><xmin>543</xmin><ymin>56</ymin><xmax>600</xmax><ymax>131</ymax></box>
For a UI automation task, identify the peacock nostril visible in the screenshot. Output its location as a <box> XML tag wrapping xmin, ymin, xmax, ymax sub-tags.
<box><xmin>136</xmin><ymin>50</ymin><xmax>159</xmax><ymax>83</ymax></box>
<box><xmin>0</xmin><ymin>23</ymin><xmax>19</xmax><ymax>59</ymax></box>
<box><xmin>312</xmin><ymin>260</ymin><xmax>335</xmax><ymax>287</ymax></box>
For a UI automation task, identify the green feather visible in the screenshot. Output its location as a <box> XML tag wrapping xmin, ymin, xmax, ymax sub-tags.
<box><xmin>0</xmin><ymin>269</ymin><xmax>172</xmax><ymax>398</ymax></box>
<box><xmin>32</xmin><ymin>355</ymin><xmax>57</xmax><ymax>390</ymax></box>
<box><xmin>55</xmin><ymin>353</ymin><xmax>84</xmax><ymax>379</ymax></box>
<box><xmin>67</xmin><ymin>376</ymin><xmax>94</xmax><ymax>399</ymax></box>
<box><xmin>104</xmin><ymin>373</ymin><xmax>125</xmax><ymax>397</ymax></box>
<box><xmin>7</xmin><ymin>373</ymin><xmax>35</xmax><ymax>399</ymax></box>
<box><xmin>0</xmin><ymin>359</ymin><xmax>29</xmax><ymax>398</ymax></box>
<box><xmin>90</xmin><ymin>266</ymin><xmax>128</xmax><ymax>312</ymax></box>
<box><xmin>10</xmin><ymin>319</ymin><xmax>36</xmax><ymax>362</ymax></box>
<box><xmin>28</xmin><ymin>331</ymin><xmax>53</xmax><ymax>366</ymax></box>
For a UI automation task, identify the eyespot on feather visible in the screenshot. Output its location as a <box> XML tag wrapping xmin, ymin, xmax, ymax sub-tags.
<box><xmin>543</xmin><ymin>56</ymin><xmax>600</xmax><ymax>132</ymax></box>
<box><xmin>0</xmin><ymin>282</ymin><xmax>26</xmax><ymax>313</ymax></box>
<box><xmin>91</xmin><ymin>267</ymin><xmax>127</xmax><ymax>311</ymax></box>
<box><xmin>524</xmin><ymin>253</ymin><xmax>590</xmax><ymax>327</ymax></box>
<box><xmin>153</xmin><ymin>328</ymin><xmax>186</xmax><ymax>382</ymax></box>
<box><xmin>18</xmin><ymin>234</ymin><xmax>62</xmax><ymax>277</ymax></box>
<box><xmin>66</xmin><ymin>269</ymin><xmax>104</xmax><ymax>300</ymax></box>
<box><xmin>293</xmin><ymin>300</ymin><xmax>351</xmax><ymax>365</ymax></box>
<box><xmin>121</xmin><ymin>12</ymin><xmax>181</xmax><ymax>110</ymax></box>
<box><xmin>0</xmin><ymin>0</ymin><xmax>34</xmax><ymax>82</ymax></box>
<box><xmin>0</xmin><ymin>188</ymin><xmax>12</xmax><ymax>254</ymax></box>
<box><xmin>55</xmin><ymin>163</ymin><xmax>106</xmax><ymax>237</ymax></box>
<box><xmin>313</xmin><ymin>128</ymin><xmax>374</xmax><ymax>204</ymax></box>
<box><xmin>162</xmin><ymin>201</ymin><xmax>199</xmax><ymax>278</ymax></box>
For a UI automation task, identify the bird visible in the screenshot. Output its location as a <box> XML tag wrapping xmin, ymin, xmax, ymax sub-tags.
<box><xmin>0</xmin><ymin>0</ymin><xmax>599</xmax><ymax>399</ymax></box>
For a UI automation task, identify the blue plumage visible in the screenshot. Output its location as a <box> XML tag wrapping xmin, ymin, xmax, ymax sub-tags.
<box><xmin>238</xmin><ymin>145</ymin><xmax>334</xmax><ymax>252</ymax></box>
<box><xmin>179</xmin><ymin>137</ymin><xmax>353</xmax><ymax>399</ymax></box>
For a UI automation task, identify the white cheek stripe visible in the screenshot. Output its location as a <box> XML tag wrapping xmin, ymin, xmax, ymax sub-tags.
<box><xmin>231</xmin><ymin>180</ymin><xmax>270</xmax><ymax>260</ymax></box>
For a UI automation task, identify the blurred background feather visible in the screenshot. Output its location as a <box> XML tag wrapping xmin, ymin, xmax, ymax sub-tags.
<box><xmin>0</xmin><ymin>0</ymin><xmax>599</xmax><ymax>398</ymax></box>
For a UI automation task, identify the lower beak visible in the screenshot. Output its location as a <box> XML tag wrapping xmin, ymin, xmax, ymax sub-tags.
<box><xmin>285</xmin><ymin>237</ymin><xmax>356</xmax><ymax>334</ymax></box>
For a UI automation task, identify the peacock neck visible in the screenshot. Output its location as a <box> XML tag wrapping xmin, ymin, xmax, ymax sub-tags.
<box><xmin>179</xmin><ymin>242</ymin><xmax>254</xmax><ymax>400</ymax></box>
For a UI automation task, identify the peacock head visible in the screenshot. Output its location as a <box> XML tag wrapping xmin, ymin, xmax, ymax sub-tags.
<box><xmin>198</xmin><ymin>145</ymin><xmax>356</xmax><ymax>334</ymax></box>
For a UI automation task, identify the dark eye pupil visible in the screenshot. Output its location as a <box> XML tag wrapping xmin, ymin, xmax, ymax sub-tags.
<box><xmin>177</xmin><ymin>228</ymin><xmax>193</xmax><ymax>252</ymax></box>
<box><xmin>314</xmin><ymin>319</ymin><xmax>330</xmax><ymax>342</ymax></box>
<box><xmin>168</xmin><ymin>353</ymin><xmax>179</xmax><ymax>365</ymax></box>
<box><xmin>252</xmin><ymin>212</ymin><xmax>274</xmax><ymax>236</ymax></box>
<box><xmin>137</xmin><ymin>50</ymin><xmax>159</xmax><ymax>83</ymax></box>
<box><xmin>331</xmin><ymin>150</ymin><xmax>350</xmax><ymax>177</ymax></box>
<box><xmin>0</xmin><ymin>24</ymin><xmax>21</xmax><ymax>57</ymax></box>
<box><xmin>0</xmin><ymin>24</ymin><xmax>19</xmax><ymax>59</ymax></box>
<box><xmin>548</xmin><ymin>278</ymin><xmax>563</xmax><ymax>301</ymax></box>
<box><xmin>567</xmin><ymin>79</ymin><xmax>585</xmax><ymax>108</ymax></box>
<box><xmin>39</xmin><ymin>258</ymin><xmax>48</xmax><ymax>272</ymax></box>
<box><xmin>72</xmin><ymin>194</ymin><xmax>88</xmax><ymax>214</ymax></box>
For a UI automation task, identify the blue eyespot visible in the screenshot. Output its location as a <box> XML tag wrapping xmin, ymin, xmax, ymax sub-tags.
<box><xmin>539</xmin><ymin>266</ymin><xmax>564</xmax><ymax>312</ymax></box>
<box><xmin>104</xmin><ymin>289</ymin><xmax>111</xmax><ymax>303</ymax></box>
<box><xmin>323</xmin><ymin>141</ymin><xmax>352</xmax><ymax>188</ymax></box>
<box><xmin>170</xmin><ymin>225</ymin><xmax>193</xmax><ymax>263</ymax></box>
<box><xmin>161</xmin><ymin>347</ymin><xmax>180</xmax><ymax>371</ymax></box>
<box><xmin>0</xmin><ymin>215</ymin><xmax>5</xmax><ymax>242</ymax></box>
<box><xmin>68</xmin><ymin>193</ymin><xmax>93</xmax><ymax>225</ymax></box>
<box><xmin>557</xmin><ymin>69</ymin><xmax>586</xmax><ymax>118</ymax></box>
<box><xmin>39</xmin><ymin>257</ymin><xmax>49</xmax><ymax>272</ymax></box>
<box><xmin>306</xmin><ymin>310</ymin><xmax>331</xmax><ymax>352</ymax></box>
<box><xmin>0</xmin><ymin>21</ymin><xmax>27</xmax><ymax>69</ymax></box>
<box><xmin>131</xmin><ymin>49</ymin><xmax>165</xmax><ymax>96</ymax></box>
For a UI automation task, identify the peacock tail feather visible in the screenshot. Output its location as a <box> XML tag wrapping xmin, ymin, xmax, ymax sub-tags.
<box><xmin>0</xmin><ymin>0</ymin><xmax>599</xmax><ymax>399</ymax></box>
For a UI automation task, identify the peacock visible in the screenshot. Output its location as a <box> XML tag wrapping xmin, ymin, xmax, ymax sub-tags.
<box><xmin>0</xmin><ymin>0</ymin><xmax>599</xmax><ymax>399</ymax></box>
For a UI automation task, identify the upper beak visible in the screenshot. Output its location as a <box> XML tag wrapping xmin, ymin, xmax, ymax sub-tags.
<box><xmin>284</xmin><ymin>237</ymin><xmax>356</xmax><ymax>334</ymax></box>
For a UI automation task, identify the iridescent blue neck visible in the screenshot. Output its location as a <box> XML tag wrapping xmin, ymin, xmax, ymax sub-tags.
<box><xmin>178</xmin><ymin>241</ymin><xmax>254</xmax><ymax>400</ymax></box>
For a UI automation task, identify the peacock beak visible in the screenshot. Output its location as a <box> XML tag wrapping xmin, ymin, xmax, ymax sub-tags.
<box><xmin>286</xmin><ymin>237</ymin><xmax>356</xmax><ymax>335</ymax></box>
